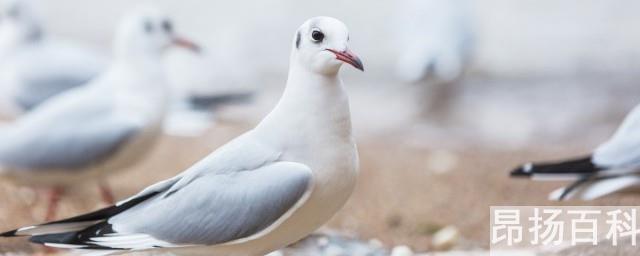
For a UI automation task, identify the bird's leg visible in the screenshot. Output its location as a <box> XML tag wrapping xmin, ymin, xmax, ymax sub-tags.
<box><xmin>42</xmin><ymin>245</ymin><xmax>58</xmax><ymax>254</ymax></box>
<box><xmin>42</xmin><ymin>188</ymin><xmax>64</xmax><ymax>254</ymax></box>
<box><xmin>34</xmin><ymin>247</ymin><xmax>57</xmax><ymax>255</ymax></box>
<box><xmin>421</xmin><ymin>79</ymin><xmax>458</xmax><ymax>123</ymax></box>
<box><xmin>98</xmin><ymin>181</ymin><xmax>115</xmax><ymax>205</ymax></box>
<box><xmin>44</xmin><ymin>187</ymin><xmax>64</xmax><ymax>222</ymax></box>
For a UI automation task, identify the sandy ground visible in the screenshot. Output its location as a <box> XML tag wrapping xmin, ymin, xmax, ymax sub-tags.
<box><xmin>1</xmin><ymin>74</ymin><xmax>640</xmax><ymax>255</ymax></box>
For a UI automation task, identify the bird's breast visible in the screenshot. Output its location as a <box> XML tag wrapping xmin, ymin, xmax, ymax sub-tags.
<box><xmin>291</xmin><ymin>137</ymin><xmax>359</xmax><ymax>215</ymax></box>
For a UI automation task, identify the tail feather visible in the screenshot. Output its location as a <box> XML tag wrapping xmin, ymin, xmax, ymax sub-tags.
<box><xmin>557</xmin><ymin>175</ymin><xmax>597</xmax><ymax>201</ymax></box>
<box><xmin>510</xmin><ymin>156</ymin><xmax>602</xmax><ymax>178</ymax></box>
<box><xmin>30</xmin><ymin>232</ymin><xmax>80</xmax><ymax>245</ymax></box>
<box><xmin>29</xmin><ymin>221</ymin><xmax>118</xmax><ymax>250</ymax></box>
<box><xmin>1</xmin><ymin>191</ymin><xmax>158</xmax><ymax>237</ymax></box>
<box><xmin>1</xmin><ymin>221</ymin><xmax>100</xmax><ymax>237</ymax></box>
<box><xmin>550</xmin><ymin>174</ymin><xmax>640</xmax><ymax>201</ymax></box>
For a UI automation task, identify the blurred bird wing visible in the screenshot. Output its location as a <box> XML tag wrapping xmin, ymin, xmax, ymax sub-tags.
<box><xmin>9</xmin><ymin>41</ymin><xmax>106</xmax><ymax>109</ymax></box>
<box><xmin>593</xmin><ymin>104</ymin><xmax>640</xmax><ymax>168</ymax></box>
<box><xmin>13</xmin><ymin>72</ymin><xmax>93</xmax><ymax>110</ymax></box>
<box><xmin>0</xmin><ymin>89</ymin><xmax>141</xmax><ymax>170</ymax></box>
<box><xmin>74</xmin><ymin>161</ymin><xmax>313</xmax><ymax>250</ymax></box>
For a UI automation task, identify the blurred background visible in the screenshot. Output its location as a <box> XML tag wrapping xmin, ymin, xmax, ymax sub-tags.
<box><xmin>1</xmin><ymin>0</ymin><xmax>640</xmax><ymax>255</ymax></box>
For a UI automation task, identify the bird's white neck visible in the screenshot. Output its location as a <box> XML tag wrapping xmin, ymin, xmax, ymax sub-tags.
<box><xmin>105</xmin><ymin>56</ymin><xmax>168</xmax><ymax>123</ymax></box>
<box><xmin>256</xmin><ymin>62</ymin><xmax>353</xmax><ymax>147</ymax></box>
<box><xmin>0</xmin><ymin>25</ymin><xmax>43</xmax><ymax>58</ymax></box>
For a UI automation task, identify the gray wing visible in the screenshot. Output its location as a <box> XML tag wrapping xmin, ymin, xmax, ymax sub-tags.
<box><xmin>0</xmin><ymin>90</ymin><xmax>141</xmax><ymax>170</ymax></box>
<box><xmin>13</xmin><ymin>75</ymin><xmax>93</xmax><ymax>110</ymax></box>
<box><xmin>95</xmin><ymin>161</ymin><xmax>312</xmax><ymax>248</ymax></box>
<box><xmin>593</xmin><ymin>104</ymin><xmax>640</xmax><ymax>168</ymax></box>
<box><xmin>9</xmin><ymin>39</ymin><xmax>105</xmax><ymax>110</ymax></box>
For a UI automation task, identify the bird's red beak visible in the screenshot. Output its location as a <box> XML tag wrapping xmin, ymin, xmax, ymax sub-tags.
<box><xmin>172</xmin><ymin>37</ymin><xmax>201</xmax><ymax>53</ymax></box>
<box><xmin>326</xmin><ymin>48</ymin><xmax>364</xmax><ymax>71</ymax></box>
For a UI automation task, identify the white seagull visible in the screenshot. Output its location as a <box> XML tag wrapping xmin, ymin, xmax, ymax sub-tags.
<box><xmin>0</xmin><ymin>16</ymin><xmax>363</xmax><ymax>256</ymax></box>
<box><xmin>163</xmin><ymin>50</ymin><xmax>255</xmax><ymax>137</ymax></box>
<box><xmin>511</xmin><ymin>104</ymin><xmax>640</xmax><ymax>201</ymax></box>
<box><xmin>0</xmin><ymin>8</ymin><xmax>199</xmax><ymax>221</ymax></box>
<box><xmin>393</xmin><ymin>0</ymin><xmax>474</xmax><ymax>117</ymax></box>
<box><xmin>0</xmin><ymin>0</ymin><xmax>106</xmax><ymax>115</ymax></box>
<box><xmin>394</xmin><ymin>0</ymin><xmax>474</xmax><ymax>84</ymax></box>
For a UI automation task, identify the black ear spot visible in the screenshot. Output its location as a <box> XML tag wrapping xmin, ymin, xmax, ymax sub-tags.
<box><xmin>144</xmin><ymin>20</ymin><xmax>153</xmax><ymax>33</ymax></box>
<box><xmin>295</xmin><ymin>31</ymin><xmax>301</xmax><ymax>49</ymax></box>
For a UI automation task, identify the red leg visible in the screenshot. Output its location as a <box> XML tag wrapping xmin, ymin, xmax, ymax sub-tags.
<box><xmin>44</xmin><ymin>187</ymin><xmax>63</xmax><ymax>222</ymax></box>
<box><xmin>98</xmin><ymin>181</ymin><xmax>115</xmax><ymax>205</ymax></box>
<box><xmin>43</xmin><ymin>246</ymin><xmax>57</xmax><ymax>254</ymax></box>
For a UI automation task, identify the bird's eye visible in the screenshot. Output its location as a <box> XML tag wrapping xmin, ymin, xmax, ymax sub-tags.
<box><xmin>144</xmin><ymin>21</ymin><xmax>153</xmax><ymax>33</ymax></box>
<box><xmin>311</xmin><ymin>29</ymin><xmax>324</xmax><ymax>42</ymax></box>
<box><xmin>162</xmin><ymin>20</ymin><xmax>173</xmax><ymax>33</ymax></box>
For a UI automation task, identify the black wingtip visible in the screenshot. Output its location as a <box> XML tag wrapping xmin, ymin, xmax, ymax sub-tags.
<box><xmin>29</xmin><ymin>232</ymin><xmax>75</xmax><ymax>245</ymax></box>
<box><xmin>0</xmin><ymin>229</ymin><xmax>19</xmax><ymax>237</ymax></box>
<box><xmin>510</xmin><ymin>163</ymin><xmax>534</xmax><ymax>178</ymax></box>
<box><xmin>509</xmin><ymin>156</ymin><xmax>600</xmax><ymax>178</ymax></box>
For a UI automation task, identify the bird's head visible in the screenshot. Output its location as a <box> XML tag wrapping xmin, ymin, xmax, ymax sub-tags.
<box><xmin>292</xmin><ymin>16</ymin><xmax>363</xmax><ymax>75</ymax></box>
<box><xmin>114</xmin><ymin>7</ymin><xmax>199</xmax><ymax>60</ymax></box>
<box><xmin>0</xmin><ymin>0</ymin><xmax>42</xmax><ymax>44</ymax></box>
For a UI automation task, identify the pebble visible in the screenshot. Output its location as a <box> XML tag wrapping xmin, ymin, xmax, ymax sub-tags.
<box><xmin>391</xmin><ymin>245</ymin><xmax>414</xmax><ymax>256</ymax></box>
<box><xmin>283</xmin><ymin>231</ymin><xmax>388</xmax><ymax>256</ymax></box>
<box><xmin>317</xmin><ymin>236</ymin><xmax>330</xmax><ymax>247</ymax></box>
<box><xmin>324</xmin><ymin>244</ymin><xmax>345</xmax><ymax>256</ymax></box>
<box><xmin>368</xmin><ymin>238</ymin><xmax>384</xmax><ymax>249</ymax></box>
<box><xmin>265</xmin><ymin>250</ymin><xmax>284</xmax><ymax>256</ymax></box>
<box><xmin>426</xmin><ymin>150</ymin><xmax>458</xmax><ymax>174</ymax></box>
<box><xmin>431</xmin><ymin>226</ymin><xmax>460</xmax><ymax>251</ymax></box>
<box><xmin>17</xmin><ymin>187</ymin><xmax>37</xmax><ymax>206</ymax></box>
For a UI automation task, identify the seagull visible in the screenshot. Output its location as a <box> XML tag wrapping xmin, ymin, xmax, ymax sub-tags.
<box><xmin>0</xmin><ymin>7</ymin><xmax>199</xmax><ymax>221</ymax></box>
<box><xmin>394</xmin><ymin>0</ymin><xmax>474</xmax><ymax>84</ymax></box>
<box><xmin>393</xmin><ymin>0</ymin><xmax>474</xmax><ymax>117</ymax></box>
<box><xmin>511</xmin><ymin>104</ymin><xmax>640</xmax><ymax>201</ymax></box>
<box><xmin>0</xmin><ymin>0</ymin><xmax>106</xmax><ymax>115</ymax></box>
<box><xmin>163</xmin><ymin>50</ymin><xmax>255</xmax><ymax>137</ymax></box>
<box><xmin>166</xmin><ymin>49</ymin><xmax>255</xmax><ymax>111</ymax></box>
<box><xmin>0</xmin><ymin>16</ymin><xmax>363</xmax><ymax>255</ymax></box>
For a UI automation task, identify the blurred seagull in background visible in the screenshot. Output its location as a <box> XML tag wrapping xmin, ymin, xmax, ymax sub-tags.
<box><xmin>1</xmin><ymin>16</ymin><xmax>362</xmax><ymax>256</ymax></box>
<box><xmin>394</xmin><ymin>0</ymin><xmax>474</xmax><ymax>116</ymax></box>
<box><xmin>395</xmin><ymin>0</ymin><xmax>473</xmax><ymax>84</ymax></box>
<box><xmin>163</xmin><ymin>49</ymin><xmax>255</xmax><ymax>137</ymax></box>
<box><xmin>511</xmin><ymin>104</ymin><xmax>640</xmax><ymax>201</ymax></box>
<box><xmin>0</xmin><ymin>7</ymin><xmax>199</xmax><ymax>221</ymax></box>
<box><xmin>0</xmin><ymin>0</ymin><xmax>106</xmax><ymax>116</ymax></box>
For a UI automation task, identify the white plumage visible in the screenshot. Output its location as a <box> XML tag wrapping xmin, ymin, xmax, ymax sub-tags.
<box><xmin>1</xmin><ymin>16</ymin><xmax>363</xmax><ymax>256</ymax></box>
